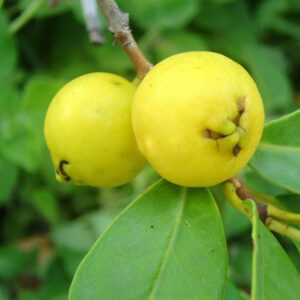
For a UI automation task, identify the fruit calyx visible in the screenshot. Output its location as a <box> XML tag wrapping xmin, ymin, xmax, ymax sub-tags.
<box><xmin>56</xmin><ymin>160</ymin><xmax>71</xmax><ymax>183</ymax></box>
<box><xmin>203</xmin><ymin>97</ymin><xmax>246</xmax><ymax>157</ymax></box>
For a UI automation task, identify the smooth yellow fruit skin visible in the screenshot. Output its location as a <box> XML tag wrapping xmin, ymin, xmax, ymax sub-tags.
<box><xmin>44</xmin><ymin>73</ymin><xmax>146</xmax><ymax>188</ymax></box>
<box><xmin>132</xmin><ymin>52</ymin><xmax>264</xmax><ymax>187</ymax></box>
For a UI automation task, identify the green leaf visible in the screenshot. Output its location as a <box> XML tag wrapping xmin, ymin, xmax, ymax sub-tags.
<box><xmin>239</xmin><ymin>44</ymin><xmax>293</xmax><ymax>113</ymax></box>
<box><xmin>229</xmin><ymin>244</ymin><xmax>252</xmax><ymax>287</ymax></box>
<box><xmin>0</xmin><ymin>81</ymin><xmax>43</xmax><ymax>171</ymax></box>
<box><xmin>243</xmin><ymin>168</ymin><xmax>288</xmax><ymax>196</ymax></box>
<box><xmin>51</xmin><ymin>221</ymin><xmax>95</xmax><ymax>252</ymax></box>
<box><xmin>36</xmin><ymin>257</ymin><xmax>70</xmax><ymax>300</ymax></box>
<box><xmin>118</xmin><ymin>0</ymin><xmax>198</xmax><ymax>30</ymax></box>
<box><xmin>222</xmin><ymin>201</ymin><xmax>251</xmax><ymax>239</ymax></box>
<box><xmin>0</xmin><ymin>83</ymin><xmax>21</xmax><ymax>121</ymax></box>
<box><xmin>257</xmin><ymin>0</ymin><xmax>300</xmax><ymax>39</ymax></box>
<box><xmin>0</xmin><ymin>159</ymin><xmax>18</xmax><ymax>205</ymax></box>
<box><xmin>211</xmin><ymin>184</ymin><xmax>250</xmax><ymax>239</ymax></box>
<box><xmin>22</xmin><ymin>75</ymin><xmax>65</xmax><ymax>129</ymax></box>
<box><xmin>250</xmin><ymin>110</ymin><xmax>300</xmax><ymax>194</ymax></box>
<box><xmin>30</xmin><ymin>188</ymin><xmax>60</xmax><ymax>224</ymax></box>
<box><xmin>197</xmin><ymin>1</ymin><xmax>293</xmax><ymax>114</ymax></box>
<box><xmin>274</xmin><ymin>194</ymin><xmax>300</xmax><ymax>214</ymax></box>
<box><xmin>20</xmin><ymin>0</ymin><xmax>82</xmax><ymax>21</ymax></box>
<box><xmin>247</xmin><ymin>199</ymin><xmax>300</xmax><ymax>299</ymax></box>
<box><xmin>293</xmin><ymin>240</ymin><xmax>300</xmax><ymax>254</ymax></box>
<box><xmin>69</xmin><ymin>180</ymin><xmax>228</xmax><ymax>299</ymax></box>
<box><xmin>0</xmin><ymin>10</ymin><xmax>17</xmax><ymax>77</ymax></box>
<box><xmin>154</xmin><ymin>31</ymin><xmax>208</xmax><ymax>61</ymax></box>
<box><xmin>225</xmin><ymin>281</ymin><xmax>249</xmax><ymax>300</ymax></box>
<box><xmin>0</xmin><ymin>246</ymin><xmax>28</xmax><ymax>279</ymax></box>
<box><xmin>0</xmin><ymin>114</ymin><xmax>42</xmax><ymax>172</ymax></box>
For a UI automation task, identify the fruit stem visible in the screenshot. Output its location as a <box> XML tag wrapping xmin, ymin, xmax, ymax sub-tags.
<box><xmin>267</xmin><ymin>205</ymin><xmax>300</xmax><ymax>225</ymax></box>
<box><xmin>96</xmin><ymin>0</ymin><xmax>153</xmax><ymax>79</ymax></box>
<box><xmin>227</xmin><ymin>177</ymin><xmax>267</xmax><ymax>222</ymax></box>
<box><xmin>223</xmin><ymin>178</ymin><xmax>300</xmax><ymax>242</ymax></box>
<box><xmin>266</xmin><ymin>218</ymin><xmax>300</xmax><ymax>242</ymax></box>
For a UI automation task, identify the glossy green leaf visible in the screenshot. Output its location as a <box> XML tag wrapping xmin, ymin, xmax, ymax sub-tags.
<box><xmin>243</xmin><ymin>168</ymin><xmax>288</xmax><ymax>196</ymax></box>
<box><xmin>250</xmin><ymin>110</ymin><xmax>300</xmax><ymax>194</ymax></box>
<box><xmin>247</xmin><ymin>199</ymin><xmax>300</xmax><ymax>299</ymax></box>
<box><xmin>70</xmin><ymin>180</ymin><xmax>228</xmax><ymax>299</ymax></box>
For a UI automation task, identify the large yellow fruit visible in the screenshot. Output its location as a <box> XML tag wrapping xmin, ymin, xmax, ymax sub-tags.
<box><xmin>44</xmin><ymin>73</ymin><xmax>146</xmax><ymax>188</ymax></box>
<box><xmin>132</xmin><ymin>52</ymin><xmax>264</xmax><ymax>187</ymax></box>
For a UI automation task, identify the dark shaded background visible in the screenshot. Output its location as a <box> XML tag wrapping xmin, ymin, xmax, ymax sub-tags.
<box><xmin>0</xmin><ymin>0</ymin><xmax>299</xmax><ymax>299</ymax></box>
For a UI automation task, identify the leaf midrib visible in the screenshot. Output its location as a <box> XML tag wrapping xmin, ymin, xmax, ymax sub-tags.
<box><xmin>148</xmin><ymin>187</ymin><xmax>187</xmax><ymax>299</ymax></box>
<box><xmin>259</xmin><ymin>142</ymin><xmax>300</xmax><ymax>152</ymax></box>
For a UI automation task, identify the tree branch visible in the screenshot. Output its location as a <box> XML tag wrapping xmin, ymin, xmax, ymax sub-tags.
<box><xmin>81</xmin><ymin>0</ymin><xmax>105</xmax><ymax>45</ymax></box>
<box><xmin>224</xmin><ymin>177</ymin><xmax>300</xmax><ymax>241</ymax></box>
<box><xmin>266</xmin><ymin>218</ymin><xmax>300</xmax><ymax>242</ymax></box>
<box><xmin>228</xmin><ymin>177</ymin><xmax>268</xmax><ymax>222</ymax></box>
<box><xmin>96</xmin><ymin>0</ymin><xmax>152</xmax><ymax>79</ymax></box>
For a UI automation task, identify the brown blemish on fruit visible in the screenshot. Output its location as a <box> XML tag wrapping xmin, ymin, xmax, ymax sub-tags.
<box><xmin>233</xmin><ymin>145</ymin><xmax>241</xmax><ymax>156</ymax></box>
<box><xmin>111</xmin><ymin>81</ymin><xmax>121</xmax><ymax>86</ymax></box>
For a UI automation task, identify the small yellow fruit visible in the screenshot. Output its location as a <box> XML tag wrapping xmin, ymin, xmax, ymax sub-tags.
<box><xmin>132</xmin><ymin>52</ymin><xmax>264</xmax><ymax>187</ymax></box>
<box><xmin>44</xmin><ymin>73</ymin><xmax>146</xmax><ymax>187</ymax></box>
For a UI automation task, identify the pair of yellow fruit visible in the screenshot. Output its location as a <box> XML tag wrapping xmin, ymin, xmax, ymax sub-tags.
<box><xmin>44</xmin><ymin>52</ymin><xmax>264</xmax><ymax>188</ymax></box>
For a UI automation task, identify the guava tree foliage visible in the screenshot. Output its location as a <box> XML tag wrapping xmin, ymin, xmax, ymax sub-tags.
<box><xmin>69</xmin><ymin>114</ymin><xmax>300</xmax><ymax>300</ymax></box>
<box><xmin>68</xmin><ymin>1</ymin><xmax>300</xmax><ymax>300</ymax></box>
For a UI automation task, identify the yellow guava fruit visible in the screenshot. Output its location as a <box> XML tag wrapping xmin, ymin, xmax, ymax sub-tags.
<box><xmin>132</xmin><ymin>52</ymin><xmax>264</xmax><ymax>187</ymax></box>
<box><xmin>44</xmin><ymin>73</ymin><xmax>146</xmax><ymax>187</ymax></box>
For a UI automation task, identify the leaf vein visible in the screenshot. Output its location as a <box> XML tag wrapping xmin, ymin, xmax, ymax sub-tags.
<box><xmin>148</xmin><ymin>187</ymin><xmax>187</xmax><ymax>299</ymax></box>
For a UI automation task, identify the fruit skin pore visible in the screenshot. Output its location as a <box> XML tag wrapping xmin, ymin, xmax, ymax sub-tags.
<box><xmin>132</xmin><ymin>51</ymin><xmax>265</xmax><ymax>187</ymax></box>
<box><xmin>44</xmin><ymin>72</ymin><xmax>146</xmax><ymax>188</ymax></box>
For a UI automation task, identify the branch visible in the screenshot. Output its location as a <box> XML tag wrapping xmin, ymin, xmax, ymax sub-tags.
<box><xmin>96</xmin><ymin>0</ymin><xmax>152</xmax><ymax>78</ymax></box>
<box><xmin>228</xmin><ymin>177</ymin><xmax>267</xmax><ymax>222</ymax></box>
<box><xmin>224</xmin><ymin>177</ymin><xmax>300</xmax><ymax>242</ymax></box>
<box><xmin>266</xmin><ymin>218</ymin><xmax>300</xmax><ymax>242</ymax></box>
<box><xmin>81</xmin><ymin>0</ymin><xmax>105</xmax><ymax>45</ymax></box>
<box><xmin>267</xmin><ymin>205</ymin><xmax>300</xmax><ymax>224</ymax></box>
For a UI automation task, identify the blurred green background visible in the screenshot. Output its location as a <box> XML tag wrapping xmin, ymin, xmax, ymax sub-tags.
<box><xmin>0</xmin><ymin>0</ymin><xmax>299</xmax><ymax>299</ymax></box>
